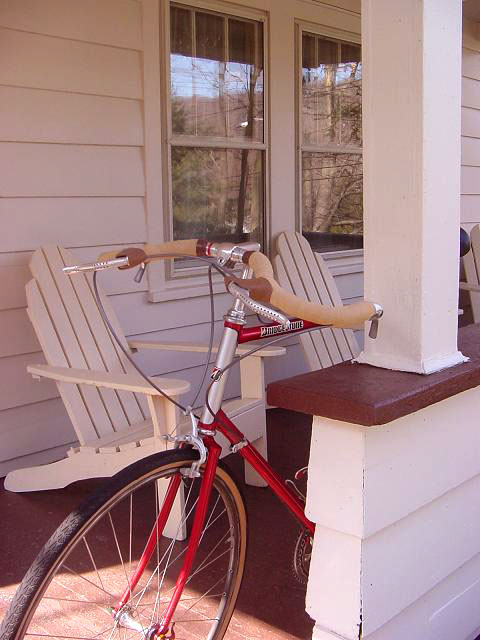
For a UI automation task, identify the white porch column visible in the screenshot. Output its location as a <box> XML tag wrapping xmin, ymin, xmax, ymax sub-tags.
<box><xmin>357</xmin><ymin>0</ymin><xmax>465</xmax><ymax>374</ymax></box>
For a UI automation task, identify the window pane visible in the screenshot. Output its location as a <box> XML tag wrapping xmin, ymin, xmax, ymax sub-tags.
<box><xmin>302</xmin><ymin>152</ymin><xmax>363</xmax><ymax>252</ymax></box>
<box><xmin>170</xmin><ymin>5</ymin><xmax>263</xmax><ymax>141</ymax></box>
<box><xmin>172</xmin><ymin>147</ymin><xmax>263</xmax><ymax>250</ymax></box>
<box><xmin>302</xmin><ymin>34</ymin><xmax>362</xmax><ymax>147</ymax></box>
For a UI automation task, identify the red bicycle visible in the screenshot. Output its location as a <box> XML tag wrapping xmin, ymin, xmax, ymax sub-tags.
<box><xmin>0</xmin><ymin>239</ymin><xmax>381</xmax><ymax>640</ymax></box>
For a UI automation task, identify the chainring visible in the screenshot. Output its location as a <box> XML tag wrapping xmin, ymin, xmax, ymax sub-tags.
<box><xmin>293</xmin><ymin>528</ymin><xmax>312</xmax><ymax>586</ymax></box>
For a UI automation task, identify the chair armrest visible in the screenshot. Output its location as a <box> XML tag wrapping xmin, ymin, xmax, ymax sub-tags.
<box><xmin>128</xmin><ymin>340</ymin><xmax>286</xmax><ymax>358</ymax></box>
<box><xmin>460</xmin><ymin>282</ymin><xmax>480</xmax><ymax>293</ymax></box>
<box><xmin>27</xmin><ymin>364</ymin><xmax>190</xmax><ymax>397</ymax></box>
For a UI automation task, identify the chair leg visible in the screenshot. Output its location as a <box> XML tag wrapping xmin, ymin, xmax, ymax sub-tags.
<box><xmin>244</xmin><ymin>432</ymin><xmax>268</xmax><ymax>487</ymax></box>
<box><xmin>239</xmin><ymin>355</ymin><xmax>269</xmax><ymax>487</ymax></box>
<box><xmin>148</xmin><ymin>395</ymin><xmax>186</xmax><ymax>540</ymax></box>
<box><xmin>156</xmin><ymin>477</ymin><xmax>187</xmax><ymax>540</ymax></box>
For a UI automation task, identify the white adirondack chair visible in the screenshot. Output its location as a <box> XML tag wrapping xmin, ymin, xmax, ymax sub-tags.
<box><xmin>274</xmin><ymin>231</ymin><xmax>360</xmax><ymax>370</ymax></box>
<box><xmin>461</xmin><ymin>224</ymin><xmax>480</xmax><ymax>323</ymax></box>
<box><xmin>5</xmin><ymin>246</ymin><xmax>285</xmax><ymax>495</ymax></box>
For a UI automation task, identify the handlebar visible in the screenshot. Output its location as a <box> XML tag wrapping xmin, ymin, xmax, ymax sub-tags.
<box><xmin>69</xmin><ymin>239</ymin><xmax>382</xmax><ymax>331</ymax></box>
<box><xmin>62</xmin><ymin>256</ymin><xmax>129</xmax><ymax>274</ymax></box>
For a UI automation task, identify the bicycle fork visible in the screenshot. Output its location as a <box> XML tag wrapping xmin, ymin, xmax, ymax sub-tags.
<box><xmin>113</xmin><ymin>437</ymin><xmax>221</xmax><ymax>639</ymax></box>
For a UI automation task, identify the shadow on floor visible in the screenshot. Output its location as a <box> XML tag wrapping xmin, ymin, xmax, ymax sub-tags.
<box><xmin>0</xmin><ymin>408</ymin><xmax>314</xmax><ymax>640</ymax></box>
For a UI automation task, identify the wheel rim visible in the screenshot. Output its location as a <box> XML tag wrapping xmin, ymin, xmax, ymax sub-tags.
<box><xmin>17</xmin><ymin>461</ymin><xmax>244</xmax><ymax>640</ymax></box>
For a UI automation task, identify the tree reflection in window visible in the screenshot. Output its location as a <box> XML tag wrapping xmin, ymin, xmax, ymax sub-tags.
<box><xmin>301</xmin><ymin>32</ymin><xmax>363</xmax><ymax>252</ymax></box>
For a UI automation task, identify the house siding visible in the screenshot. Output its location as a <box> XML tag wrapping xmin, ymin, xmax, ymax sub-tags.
<box><xmin>0</xmin><ymin>2</ymin><xmax>147</xmax><ymax>473</ymax></box>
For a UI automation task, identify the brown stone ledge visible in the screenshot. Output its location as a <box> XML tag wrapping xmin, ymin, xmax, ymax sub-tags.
<box><xmin>266</xmin><ymin>324</ymin><xmax>480</xmax><ymax>426</ymax></box>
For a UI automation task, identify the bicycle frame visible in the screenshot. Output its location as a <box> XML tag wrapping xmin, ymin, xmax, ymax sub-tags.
<box><xmin>115</xmin><ymin>282</ymin><xmax>318</xmax><ymax>636</ymax></box>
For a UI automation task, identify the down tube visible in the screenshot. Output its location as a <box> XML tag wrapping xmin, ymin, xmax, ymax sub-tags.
<box><xmin>214</xmin><ymin>411</ymin><xmax>315</xmax><ymax>535</ymax></box>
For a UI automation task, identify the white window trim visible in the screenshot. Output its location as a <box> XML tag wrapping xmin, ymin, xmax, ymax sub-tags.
<box><xmin>295</xmin><ymin>19</ymin><xmax>363</xmax><ymax>256</ymax></box>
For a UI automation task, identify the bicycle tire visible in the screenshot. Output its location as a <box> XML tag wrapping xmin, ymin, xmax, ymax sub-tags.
<box><xmin>0</xmin><ymin>447</ymin><xmax>247</xmax><ymax>640</ymax></box>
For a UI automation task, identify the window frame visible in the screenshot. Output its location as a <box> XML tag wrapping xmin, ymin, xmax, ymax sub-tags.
<box><xmin>295</xmin><ymin>20</ymin><xmax>363</xmax><ymax>255</ymax></box>
<box><xmin>160</xmin><ymin>0</ymin><xmax>269</xmax><ymax>286</ymax></box>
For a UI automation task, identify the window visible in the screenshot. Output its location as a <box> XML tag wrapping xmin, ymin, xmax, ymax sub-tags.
<box><xmin>299</xmin><ymin>30</ymin><xmax>363</xmax><ymax>252</ymax></box>
<box><xmin>168</xmin><ymin>3</ymin><xmax>265</xmax><ymax>272</ymax></box>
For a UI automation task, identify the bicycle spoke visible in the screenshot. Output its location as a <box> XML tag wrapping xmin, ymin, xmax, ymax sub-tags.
<box><xmin>147</xmin><ymin>480</ymin><xmax>197</xmax><ymax>627</ymax></box>
<box><xmin>181</xmin><ymin>575</ymin><xmax>228</xmax><ymax>615</ymax></box>
<box><xmin>60</xmin><ymin>566</ymin><xmax>116</xmax><ymax>599</ymax></box>
<box><xmin>108</xmin><ymin>513</ymin><xmax>131</xmax><ymax>597</ymax></box>
<box><xmin>129</xmin><ymin>483</ymin><xmax>197</xmax><ymax>609</ymax></box>
<box><xmin>129</xmin><ymin>493</ymin><xmax>133</xmax><ymax>572</ymax></box>
<box><xmin>83</xmin><ymin>537</ymin><xmax>105</xmax><ymax>592</ymax></box>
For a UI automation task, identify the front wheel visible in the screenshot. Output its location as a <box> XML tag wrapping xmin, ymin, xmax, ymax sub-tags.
<box><xmin>1</xmin><ymin>448</ymin><xmax>247</xmax><ymax>640</ymax></box>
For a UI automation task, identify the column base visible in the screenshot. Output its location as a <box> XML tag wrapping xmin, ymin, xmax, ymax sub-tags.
<box><xmin>355</xmin><ymin>349</ymin><xmax>468</xmax><ymax>374</ymax></box>
<box><xmin>312</xmin><ymin>623</ymin><xmax>352</xmax><ymax>640</ymax></box>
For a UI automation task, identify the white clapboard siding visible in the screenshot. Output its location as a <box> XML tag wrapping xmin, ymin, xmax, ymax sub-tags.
<box><xmin>462</xmin><ymin>136</ymin><xmax>480</xmax><ymax>166</ymax></box>
<box><xmin>463</xmin><ymin>77</ymin><xmax>480</xmax><ymax>110</ymax></box>
<box><xmin>0</xmin><ymin>264</ymin><xmax>30</xmax><ymax>310</ymax></box>
<box><xmin>463</xmin><ymin>47</ymin><xmax>480</xmax><ymax>81</ymax></box>
<box><xmin>0</xmin><ymin>199</ymin><xmax>146</xmax><ymax>253</ymax></box>
<box><xmin>0</xmin><ymin>398</ymin><xmax>74</xmax><ymax>463</ymax></box>
<box><xmin>0</xmin><ymin>87</ymin><xmax>144</xmax><ymax>146</ymax></box>
<box><xmin>0</xmin><ymin>144</ymin><xmax>145</xmax><ymax>197</ymax></box>
<box><xmin>0</xmin><ymin>353</ymin><xmax>58</xmax><ymax>411</ymax></box>
<box><xmin>0</xmin><ymin>29</ymin><xmax>142</xmax><ymax>98</ymax></box>
<box><xmin>334</xmin><ymin>271</ymin><xmax>364</xmax><ymax>301</ymax></box>
<box><xmin>0</xmin><ymin>309</ymin><xmax>39</xmax><ymax>357</ymax></box>
<box><xmin>462</xmin><ymin>106</ymin><xmax>480</xmax><ymax>139</ymax></box>
<box><xmin>111</xmin><ymin>291</ymin><xmax>236</xmax><ymax>337</ymax></box>
<box><xmin>0</xmin><ymin>0</ymin><xmax>142</xmax><ymax>50</ymax></box>
<box><xmin>461</xmin><ymin>166</ymin><xmax>480</xmax><ymax>195</ymax></box>
<box><xmin>461</xmin><ymin>195</ymin><xmax>480</xmax><ymax>223</ymax></box>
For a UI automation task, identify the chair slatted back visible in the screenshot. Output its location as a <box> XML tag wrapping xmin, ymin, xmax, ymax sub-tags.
<box><xmin>274</xmin><ymin>232</ymin><xmax>359</xmax><ymax>371</ymax></box>
<box><xmin>27</xmin><ymin>246</ymin><xmax>147</xmax><ymax>445</ymax></box>
<box><xmin>463</xmin><ymin>224</ymin><xmax>480</xmax><ymax>323</ymax></box>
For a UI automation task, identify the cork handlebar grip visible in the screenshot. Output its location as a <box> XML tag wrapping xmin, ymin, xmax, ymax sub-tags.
<box><xmin>244</xmin><ymin>251</ymin><xmax>377</xmax><ymax>329</ymax></box>
<box><xmin>98</xmin><ymin>239</ymin><xmax>199</xmax><ymax>267</ymax></box>
<box><xmin>98</xmin><ymin>241</ymin><xmax>377</xmax><ymax>329</ymax></box>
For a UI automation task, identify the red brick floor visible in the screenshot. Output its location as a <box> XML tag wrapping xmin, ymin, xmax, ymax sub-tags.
<box><xmin>0</xmin><ymin>409</ymin><xmax>314</xmax><ymax>640</ymax></box>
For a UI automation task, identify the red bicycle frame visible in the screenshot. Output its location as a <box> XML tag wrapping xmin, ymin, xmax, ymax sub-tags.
<box><xmin>115</xmin><ymin>316</ymin><xmax>318</xmax><ymax>636</ymax></box>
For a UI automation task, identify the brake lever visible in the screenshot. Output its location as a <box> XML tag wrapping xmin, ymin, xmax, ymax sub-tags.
<box><xmin>368</xmin><ymin>304</ymin><xmax>384</xmax><ymax>339</ymax></box>
<box><xmin>227</xmin><ymin>282</ymin><xmax>291</xmax><ymax>329</ymax></box>
<box><xmin>134</xmin><ymin>263</ymin><xmax>147</xmax><ymax>283</ymax></box>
